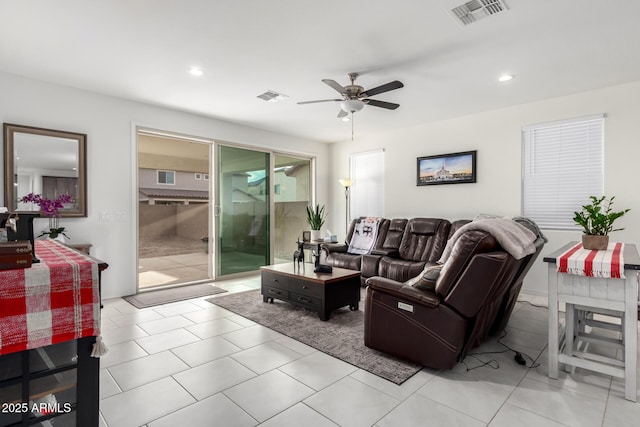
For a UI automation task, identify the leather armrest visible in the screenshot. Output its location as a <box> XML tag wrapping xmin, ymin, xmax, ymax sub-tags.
<box><xmin>320</xmin><ymin>243</ymin><xmax>348</xmax><ymax>254</ymax></box>
<box><xmin>371</xmin><ymin>248</ymin><xmax>399</xmax><ymax>257</ymax></box>
<box><xmin>366</xmin><ymin>276</ymin><xmax>440</xmax><ymax>308</ymax></box>
<box><xmin>361</xmin><ymin>254</ymin><xmax>381</xmax><ymax>279</ymax></box>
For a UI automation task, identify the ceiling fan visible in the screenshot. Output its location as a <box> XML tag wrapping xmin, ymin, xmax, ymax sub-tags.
<box><xmin>298</xmin><ymin>73</ymin><xmax>404</xmax><ymax>118</ymax></box>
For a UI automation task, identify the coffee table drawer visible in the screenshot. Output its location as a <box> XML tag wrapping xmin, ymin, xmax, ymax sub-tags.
<box><xmin>289</xmin><ymin>280</ymin><xmax>322</xmax><ymax>298</ymax></box>
<box><xmin>262</xmin><ymin>271</ymin><xmax>289</xmax><ymax>290</ymax></box>
<box><xmin>262</xmin><ymin>285</ymin><xmax>288</xmax><ymax>300</ymax></box>
<box><xmin>289</xmin><ymin>291</ymin><xmax>321</xmax><ymax>311</ymax></box>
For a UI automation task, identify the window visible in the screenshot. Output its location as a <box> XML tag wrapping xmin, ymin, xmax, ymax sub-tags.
<box><xmin>157</xmin><ymin>170</ymin><xmax>175</xmax><ymax>185</ymax></box>
<box><xmin>195</xmin><ymin>173</ymin><xmax>202</xmax><ymax>180</ymax></box>
<box><xmin>522</xmin><ymin>114</ymin><xmax>604</xmax><ymax>229</ymax></box>
<box><xmin>350</xmin><ymin>149</ymin><xmax>384</xmax><ymax>219</ymax></box>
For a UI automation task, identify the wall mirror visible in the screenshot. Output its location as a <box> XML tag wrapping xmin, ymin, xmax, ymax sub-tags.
<box><xmin>4</xmin><ymin>123</ymin><xmax>87</xmax><ymax>217</ymax></box>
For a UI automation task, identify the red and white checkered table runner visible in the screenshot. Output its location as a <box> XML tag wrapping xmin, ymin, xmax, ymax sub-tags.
<box><xmin>0</xmin><ymin>240</ymin><xmax>100</xmax><ymax>356</ymax></box>
<box><xmin>556</xmin><ymin>242</ymin><xmax>625</xmax><ymax>279</ymax></box>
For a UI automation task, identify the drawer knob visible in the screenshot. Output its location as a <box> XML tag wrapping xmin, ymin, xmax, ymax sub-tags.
<box><xmin>302</xmin><ymin>286</ymin><xmax>307</xmax><ymax>289</ymax></box>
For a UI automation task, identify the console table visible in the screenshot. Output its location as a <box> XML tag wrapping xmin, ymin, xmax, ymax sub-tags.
<box><xmin>261</xmin><ymin>263</ymin><xmax>360</xmax><ymax>320</ymax></box>
<box><xmin>544</xmin><ymin>242</ymin><xmax>639</xmax><ymax>402</ymax></box>
<box><xmin>0</xmin><ymin>240</ymin><xmax>106</xmax><ymax>426</ymax></box>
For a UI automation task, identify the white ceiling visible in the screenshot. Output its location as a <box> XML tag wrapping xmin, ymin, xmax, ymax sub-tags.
<box><xmin>1</xmin><ymin>0</ymin><xmax>639</xmax><ymax>143</ymax></box>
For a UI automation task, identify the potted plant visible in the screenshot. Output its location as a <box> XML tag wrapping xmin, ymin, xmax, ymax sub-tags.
<box><xmin>573</xmin><ymin>195</ymin><xmax>630</xmax><ymax>250</ymax></box>
<box><xmin>20</xmin><ymin>193</ymin><xmax>72</xmax><ymax>242</ymax></box>
<box><xmin>306</xmin><ymin>204</ymin><xmax>326</xmax><ymax>241</ymax></box>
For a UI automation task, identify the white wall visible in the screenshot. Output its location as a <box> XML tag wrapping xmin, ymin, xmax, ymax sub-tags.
<box><xmin>329</xmin><ymin>80</ymin><xmax>640</xmax><ymax>295</ymax></box>
<box><xmin>0</xmin><ymin>71</ymin><xmax>330</xmax><ymax>299</ymax></box>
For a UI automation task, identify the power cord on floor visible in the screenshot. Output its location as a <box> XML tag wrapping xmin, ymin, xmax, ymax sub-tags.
<box><xmin>497</xmin><ymin>329</ymin><xmax>540</xmax><ymax>369</ymax></box>
<box><xmin>460</xmin><ymin>353</ymin><xmax>502</xmax><ymax>371</ymax></box>
<box><xmin>517</xmin><ymin>299</ymin><xmax>548</xmax><ymax>309</ymax></box>
<box><xmin>462</xmin><ymin>330</ymin><xmax>540</xmax><ymax>371</ymax></box>
<box><xmin>460</xmin><ymin>352</ymin><xmax>504</xmax><ymax>371</ymax></box>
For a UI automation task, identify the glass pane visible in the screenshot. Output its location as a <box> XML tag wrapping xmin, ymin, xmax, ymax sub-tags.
<box><xmin>29</xmin><ymin>369</ymin><xmax>77</xmax><ymax>419</ymax></box>
<box><xmin>30</xmin><ymin>341</ymin><xmax>77</xmax><ymax>374</ymax></box>
<box><xmin>0</xmin><ymin>351</ymin><xmax>21</xmax><ymax>381</ymax></box>
<box><xmin>217</xmin><ymin>145</ymin><xmax>270</xmax><ymax>275</ymax></box>
<box><xmin>0</xmin><ymin>383</ymin><xmax>22</xmax><ymax>425</ymax></box>
<box><xmin>138</xmin><ymin>134</ymin><xmax>210</xmax><ymax>290</ymax></box>
<box><xmin>32</xmin><ymin>410</ymin><xmax>76</xmax><ymax>426</ymax></box>
<box><xmin>273</xmin><ymin>154</ymin><xmax>312</xmax><ymax>264</ymax></box>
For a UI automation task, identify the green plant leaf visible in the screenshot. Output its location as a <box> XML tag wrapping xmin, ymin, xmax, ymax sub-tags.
<box><xmin>572</xmin><ymin>195</ymin><xmax>629</xmax><ymax>235</ymax></box>
<box><xmin>305</xmin><ymin>204</ymin><xmax>326</xmax><ymax>230</ymax></box>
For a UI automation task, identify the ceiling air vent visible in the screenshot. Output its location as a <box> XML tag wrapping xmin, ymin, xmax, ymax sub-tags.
<box><xmin>451</xmin><ymin>0</ymin><xmax>508</xmax><ymax>26</ymax></box>
<box><xmin>257</xmin><ymin>90</ymin><xmax>289</xmax><ymax>102</ymax></box>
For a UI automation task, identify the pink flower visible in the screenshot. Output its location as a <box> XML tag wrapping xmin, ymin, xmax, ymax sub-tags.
<box><xmin>20</xmin><ymin>193</ymin><xmax>72</xmax><ymax>217</ymax></box>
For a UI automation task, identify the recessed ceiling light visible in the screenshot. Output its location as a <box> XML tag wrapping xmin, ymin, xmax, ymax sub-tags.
<box><xmin>188</xmin><ymin>66</ymin><xmax>204</xmax><ymax>77</ymax></box>
<box><xmin>498</xmin><ymin>74</ymin><xmax>514</xmax><ymax>82</ymax></box>
<box><xmin>340</xmin><ymin>116</ymin><xmax>351</xmax><ymax>122</ymax></box>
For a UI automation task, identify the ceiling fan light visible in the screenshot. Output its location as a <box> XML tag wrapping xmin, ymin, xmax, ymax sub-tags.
<box><xmin>340</xmin><ymin>99</ymin><xmax>364</xmax><ymax>113</ymax></box>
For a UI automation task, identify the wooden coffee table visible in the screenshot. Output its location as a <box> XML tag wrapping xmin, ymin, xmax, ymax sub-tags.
<box><xmin>260</xmin><ymin>263</ymin><xmax>361</xmax><ymax>321</ymax></box>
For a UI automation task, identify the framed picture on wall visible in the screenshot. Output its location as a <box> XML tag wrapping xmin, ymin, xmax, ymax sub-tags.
<box><xmin>417</xmin><ymin>150</ymin><xmax>477</xmax><ymax>186</ymax></box>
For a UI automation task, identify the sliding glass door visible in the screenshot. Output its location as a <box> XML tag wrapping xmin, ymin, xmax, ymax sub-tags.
<box><xmin>216</xmin><ymin>145</ymin><xmax>270</xmax><ymax>276</ymax></box>
<box><xmin>273</xmin><ymin>154</ymin><xmax>312</xmax><ymax>264</ymax></box>
<box><xmin>137</xmin><ymin>132</ymin><xmax>211</xmax><ymax>290</ymax></box>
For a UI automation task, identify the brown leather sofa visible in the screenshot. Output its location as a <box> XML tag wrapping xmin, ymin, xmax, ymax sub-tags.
<box><xmin>374</xmin><ymin>218</ymin><xmax>451</xmax><ymax>283</ymax></box>
<box><xmin>322</xmin><ymin>217</ymin><xmax>452</xmax><ymax>285</ymax></box>
<box><xmin>363</xmin><ymin>226</ymin><xmax>545</xmax><ymax>369</ymax></box>
<box><xmin>321</xmin><ymin>217</ymin><xmax>391</xmax><ymax>272</ymax></box>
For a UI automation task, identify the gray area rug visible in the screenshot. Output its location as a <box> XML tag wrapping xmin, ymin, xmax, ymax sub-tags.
<box><xmin>206</xmin><ymin>289</ymin><xmax>422</xmax><ymax>384</ymax></box>
<box><xmin>124</xmin><ymin>283</ymin><xmax>227</xmax><ymax>308</ymax></box>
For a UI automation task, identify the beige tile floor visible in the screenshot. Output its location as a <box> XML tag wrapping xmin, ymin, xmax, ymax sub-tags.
<box><xmin>137</xmin><ymin>254</ymin><xmax>290</xmax><ymax>290</ymax></box>
<box><xmin>99</xmin><ymin>281</ymin><xmax>640</xmax><ymax>427</ymax></box>
<box><xmin>138</xmin><ymin>253</ymin><xmax>209</xmax><ymax>289</ymax></box>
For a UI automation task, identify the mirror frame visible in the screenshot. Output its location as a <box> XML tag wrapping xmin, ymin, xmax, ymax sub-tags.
<box><xmin>3</xmin><ymin>123</ymin><xmax>87</xmax><ymax>217</ymax></box>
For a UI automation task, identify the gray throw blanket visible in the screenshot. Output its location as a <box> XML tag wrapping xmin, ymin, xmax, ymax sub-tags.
<box><xmin>439</xmin><ymin>218</ymin><xmax>537</xmax><ymax>263</ymax></box>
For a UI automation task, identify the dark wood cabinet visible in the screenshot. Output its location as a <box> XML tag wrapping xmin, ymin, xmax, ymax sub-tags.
<box><xmin>0</xmin><ymin>336</ymin><xmax>99</xmax><ymax>427</ymax></box>
<box><xmin>261</xmin><ymin>264</ymin><xmax>360</xmax><ymax>320</ymax></box>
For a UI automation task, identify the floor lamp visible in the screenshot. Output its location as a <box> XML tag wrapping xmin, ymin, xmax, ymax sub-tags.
<box><xmin>339</xmin><ymin>178</ymin><xmax>352</xmax><ymax>235</ymax></box>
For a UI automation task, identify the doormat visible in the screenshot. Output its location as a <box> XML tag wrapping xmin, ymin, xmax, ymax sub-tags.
<box><xmin>206</xmin><ymin>289</ymin><xmax>422</xmax><ymax>385</ymax></box>
<box><xmin>124</xmin><ymin>283</ymin><xmax>227</xmax><ymax>308</ymax></box>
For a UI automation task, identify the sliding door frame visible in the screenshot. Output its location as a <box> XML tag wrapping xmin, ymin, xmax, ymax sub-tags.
<box><xmin>131</xmin><ymin>123</ymin><xmax>317</xmax><ymax>288</ymax></box>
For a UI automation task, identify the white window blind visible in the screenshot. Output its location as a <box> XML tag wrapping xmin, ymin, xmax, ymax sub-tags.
<box><xmin>522</xmin><ymin>114</ymin><xmax>604</xmax><ymax>229</ymax></box>
<box><xmin>350</xmin><ymin>149</ymin><xmax>384</xmax><ymax>219</ymax></box>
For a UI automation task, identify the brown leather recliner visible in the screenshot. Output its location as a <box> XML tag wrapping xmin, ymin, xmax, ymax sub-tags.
<box><xmin>491</xmin><ymin>218</ymin><xmax>546</xmax><ymax>334</ymax></box>
<box><xmin>364</xmin><ymin>228</ymin><xmax>544</xmax><ymax>369</ymax></box>
<box><xmin>360</xmin><ymin>218</ymin><xmax>408</xmax><ymax>285</ymax></box>
<box><xmin>320</xmin><ymin>217</ymin><xmax>390</xmax><ymax>271</ymax></box>
<box><xmin>375</xmin><ymin>218</ymin><xmax>451</xmax><ymax>283</ymax></box>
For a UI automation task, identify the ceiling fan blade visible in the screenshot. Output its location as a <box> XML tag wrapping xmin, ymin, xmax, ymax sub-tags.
<box><xmin>362</xmin><ymin>80</ymin><xmax>404</xmax><ymax>97</ymax></box>
<box><xmin>365</xmin><ymin>99</ymin><xmax>400</xmax><ymax>110</ymax></box>
<box><xmin>337</xmin><ymin>109</ymin><xmax>348</xmax><ymax>118</ymax></box>
<box><xmin>322</xmin><ymin>79</ymin><xmax>348</xmax><ymax>95</ymax></box>
<box><xmin>297</xmin><ymin>99</ymin><xmax>342</xmax><ymax>105</ymax></box>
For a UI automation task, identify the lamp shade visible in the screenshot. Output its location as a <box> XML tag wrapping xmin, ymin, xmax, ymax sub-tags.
<box><xmin>340</xmin><ymin>99</ymin><xmax>364</xmax><ymax>113</ymax></box>
<box><xmin>339</xmin><ymin>178</ymin><xmax>352</xmax><ymax>188</ymax></box>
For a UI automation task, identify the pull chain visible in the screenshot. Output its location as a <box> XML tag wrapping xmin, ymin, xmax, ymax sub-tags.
<box><xmin>351</xmin><ymin>112</ymin><xmax>354</xmax><ymax>141</ymax></box>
